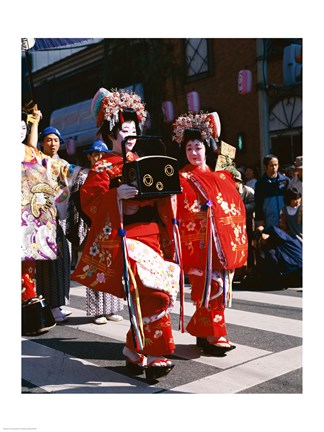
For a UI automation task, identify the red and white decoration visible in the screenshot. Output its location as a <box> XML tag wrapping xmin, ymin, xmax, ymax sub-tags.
<box><xmin>238</xmin><ymin>69</ymin><xmax>252</xmax><ymax>95</ymax></box>
<box><xmin>187</xmin><ymin>91</ymin><xmax>200</xmax><ymax>112</ymax></box>
<box><xmin>162</xmin><ymin>101</ymin><xmax>174</xmax><ymax>123</ymax></box>
<box><xmin>143</xmin><ymin>111</ymin><xmax>152</xmax><ymax>131</ymax></box>
<box><xmin>66</xmin><ymin>138</ymin><xmax>76</xmax><ymax>155</ymax></box>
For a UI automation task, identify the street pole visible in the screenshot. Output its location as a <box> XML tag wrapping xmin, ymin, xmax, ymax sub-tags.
<box><xmin>256</xmin><ymin>39</ymin><xmax>271</xmax><ymax>161</ymax></box>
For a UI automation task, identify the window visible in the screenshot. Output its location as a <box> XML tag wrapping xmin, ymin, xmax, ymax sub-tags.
<box><xmin>269</xmin><ymin>96</ymin><xmax>302</xmax><ymax>164</ymax></box>
<box><xmin>185</xmin><ymin>39</ymin><xmax>210</xmax><ymax>80</ymax></box>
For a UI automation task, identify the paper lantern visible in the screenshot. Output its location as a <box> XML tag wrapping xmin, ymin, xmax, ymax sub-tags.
<box><xmin>238</xmin><ymin>69</ymin><xmax>252</xmax><ymax>95</ymax></box>
<box><xmin>187</xmin><ymin>91</ymin><xmax>200</xmax><ymax>112</ymax></box>
<box><xmin>162</xmin><ymin>101</ymin><xmax>174</xmax><ymax>123</ymax></box>
<box><xmin>143</xmin><ymin>111</ymin><xmax>152</xmax><ymax>131</ymax></box>
<box><xmin>66</xmin><ymin>137</ymin><xmax>76</xmax><ymax>155</ymax></box>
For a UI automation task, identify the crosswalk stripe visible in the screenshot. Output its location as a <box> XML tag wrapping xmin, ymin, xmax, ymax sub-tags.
<box><xmin>225</xmin><ymin>308</ymin><xmax>302</xmax><ymax>337</ymax></box>
<box><xmin>70</xmin><ymin>281</ymin><xmax>302</xmax><ymax>308</ymax></box>
<box><xmin>69</xmin><ymin>284</ymin><xmax>302</xmax><ymax>338</ymax></box>
<box><xmin>22</xmin><ymin>281</ymin><xmax>302</xmax><ymax>394</ymax></box>
<box><xmin>53</xmin><ymin>298</ymin><xmax>303</xmax><ymax>392</ymax></box>
<box><xmin>61</xmin><ymin>305</ymin><xmax>273</xmax><ymax>371</ymax></box>
<box><xmin>22</xmin><ymin>339</ymin><xmax>159</xmax><ymax>394</ymax></box>
<box><xmin>232</xmin><ymin>290</ymin><xmax>302</xmax><ymax>308</ymax></box>
<box><xmin>164</xmin><ymin>346</ymin><xmax>302</xmax><ymax>394</ymax></box>
<box><xmin>172</xmin><ymin>301</ymin><xmax>302</xmax><ymax>337</ymax></box>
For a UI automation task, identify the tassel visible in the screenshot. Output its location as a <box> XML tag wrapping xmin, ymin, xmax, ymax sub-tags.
<box><xmin>118</xmin><ymin>228</ymin><xmax>127</xmax><ymax>237</ymax></box>
<box><xmin>128</xmin><ymin>265</ymin><xmax>145</xmax><ymax>347</ymax></box>
<box><xmin>118</xmin><ymin>199</ymin><xmax>144</xmax><ymax>350</ymax></box>
<box><xmin>170</xmin><ymin>194</ymin><xmax>185</xmax><ymax>333</ymax></box>
<box><xmin>173</xmin><ymin>219</ymin><xmax>185</xmax><ymax>332</ymax></box>
<box><xmin>201</xmin><ymin>205</ymin><xmax>212</xmax><ymax>308</ymax></box>
<box><xmin>226</xmin><ymin>270</ymin><xmax>233</xmax><ymax>308</ymax></box>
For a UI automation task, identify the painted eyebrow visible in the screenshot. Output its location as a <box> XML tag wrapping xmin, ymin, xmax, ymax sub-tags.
<box><xmin>122</xmin><ymin>126</ymin><xmax>136</xmax><ymax>131</ymax></box>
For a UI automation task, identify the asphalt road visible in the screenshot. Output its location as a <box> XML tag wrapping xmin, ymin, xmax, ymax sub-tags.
<box><xmin>21</xmin><ymin>279</ymin><xmax>302</xmax><ymax>394</ymax></box>
<box><xmin>11</xmin><ymin>278</ymin><xmax>307</xmax><ymax>432</ymax></box>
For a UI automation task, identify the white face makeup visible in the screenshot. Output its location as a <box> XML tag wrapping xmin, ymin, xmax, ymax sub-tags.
<box><xmin>21</xmin><ymin>121</ymin><xmax>27</xmax><ymax>142</ymax></box>
<box><xmin>112</xmin><ymin>121</ymin><xmax>137</xmax><ymax>154</ymax></box>
<box><xmin>185</xmin><ymin>139</ymin><xmax>207</xmax><ymax>168</ymax></box>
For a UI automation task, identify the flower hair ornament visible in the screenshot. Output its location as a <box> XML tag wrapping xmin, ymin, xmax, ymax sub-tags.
<box><xmin>172</xmin><ymin>111</ymin><xmax>221</xmax><ymax>145</ymax></box>
<box><xmin>91</xmin><ymin>87</ymin><xmax>147</xmax><ymax>132</ymax></box>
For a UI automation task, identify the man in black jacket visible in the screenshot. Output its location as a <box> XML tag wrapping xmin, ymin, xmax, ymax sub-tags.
<box><xmin>254</xmin><ymin>154</ymin><xmax>290</xmax><ymax>229</ymax></box>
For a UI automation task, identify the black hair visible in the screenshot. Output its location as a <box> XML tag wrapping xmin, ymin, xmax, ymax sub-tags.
<box><xmin>263</xmin><ymin>154</ymin><xmax>279</xmax><ymax>167</ymax></box>
<box><xmin>179</xmin><ymin>127</ymin><xmax>217</xmax><ymax>170</ymax></box>
<box><xmin>99</xmin><ymin>121</ymin><xmax>113</xmax><ymax>149</ymax></box>
<box><xmin>245</xmin><ymin>164</ymin><xmax>259</xmax><ymax>178</ymax></box>
<box><xmin>182</xmin><ymin>128</ymin><xmax>202</xmax><ymax>145</ymax></box>
<box><xmin>284</xmin><ymin>187</ymin><xmax>302</xmax><ymax>205</ymax></box>
<box><xmin>22</xmin><ymin>111</ymin><xmax>28</xmax><ymax>123</ymax></box>
<box><xmin>99</xmin><ymin>108</ymin><xmax>141</xmax><ymax>149</ymax></box>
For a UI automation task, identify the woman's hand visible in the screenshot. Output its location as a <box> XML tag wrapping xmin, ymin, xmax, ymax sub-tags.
<box><xmin>117</xmin><ymin>184</ymin><xmax>139</xmax><ymax>200</ymax></box>
<box><xmin>26</xmin><ymin>104</ymin><xmax>43</xmax><ymax>149</ymax></box>
<box><xmin>32</xmin><ymin>104</ymin><xmax>43</xmax><ymax>123</ymax></box>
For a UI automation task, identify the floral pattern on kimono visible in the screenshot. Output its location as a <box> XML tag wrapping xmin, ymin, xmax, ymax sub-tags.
<box><xmin>21</xmin><ymin>145</ymin><xmax>58</xmax><ymax>260</ymax></box>
<box><xmin>21</xmin><ymin>146</ymin><xmax>83</xmax><ymax>260</ymax></box>
<box><xmin>178</xmin><ymin>166</ymin><xmax>248</xmax><ymax>271</ymax></box>
<box><xmin>48</xmin><ymin>154</ymin><xmax>83</xmax><ymax>221</ymax></box>
<box><xmin>126</xmin><ymin>238</ymin><xmax>180</xmax><ymax>323</ymax></box>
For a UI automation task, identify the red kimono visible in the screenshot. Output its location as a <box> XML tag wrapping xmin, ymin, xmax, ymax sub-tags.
<box><xmin>177</xmin><ymin>165</ymin><xmax>247</xmax><ymax>338</ymax></box>
<box><xmin>72</xmin><ymin>152</ymin><xmax>180</xmax><ymax>356</ymax></box>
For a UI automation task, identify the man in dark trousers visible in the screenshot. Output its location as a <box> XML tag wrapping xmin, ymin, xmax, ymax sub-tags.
<box><xmin>254</xmin><ymin>154</ymin><xmax>290</xmax><ymax>229</ymax></box>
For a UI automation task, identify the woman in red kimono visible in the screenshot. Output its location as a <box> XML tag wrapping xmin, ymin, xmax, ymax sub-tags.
<box><xmin>72</xmin><ymin>88</ymin><xmax>180</xmax><ymax>380</ymax></box>
<box><xmin>173</xmin><ymin>112</ymin><xmax>248</xmax><ymax>355</ymax></box>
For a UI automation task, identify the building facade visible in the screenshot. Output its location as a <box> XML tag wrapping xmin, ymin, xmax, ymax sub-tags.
<box><xmin>22</xmin><ymin>38</ymin><xmax>302</xmax><ymax>171</ymax></box>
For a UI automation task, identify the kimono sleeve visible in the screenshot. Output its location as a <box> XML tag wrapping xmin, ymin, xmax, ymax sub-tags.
<box><xmin>80</xmin><ymin>168</ymin><xmax>112</xmax><ymax>221</ymax></box>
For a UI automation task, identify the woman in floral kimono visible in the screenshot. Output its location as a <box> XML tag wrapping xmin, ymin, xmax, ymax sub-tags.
<box><xmin>24</xmin><ymin>116</ymin><xmax>86</xmax><ymax>323</ymax></box>
<box><xmin>22</xmin><ymin>114</ymin><xmax>59</xmax><ymax>265</ymax></box>
<box><xmin>173</xmin><ymin>112</ymin><xmax>248</xmax><ymax>355</ymax></box>
<box><xmin>21</xmin><ymin>107</ymin><xmax>58</xmax><ymax>334</ymax></box>
<box><xmin>72</xmin><ymin>88</ymin><xmax>180</xmax><ymax>380</ymax></box>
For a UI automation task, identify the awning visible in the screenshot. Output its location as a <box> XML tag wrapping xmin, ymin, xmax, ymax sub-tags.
<box><xmin>50</xmin><ymin>99</ymin><xmax>97</xmax><ymax>150</ymax></box>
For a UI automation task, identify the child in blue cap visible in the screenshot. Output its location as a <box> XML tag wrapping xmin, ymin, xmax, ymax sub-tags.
<box><xmin>83</xmin><ymin>139</ymin><xmax>110</xmax><ymax>169</ymax></box>
<box><xmin>68</xmin><ymin>139</ymin><xmax>124</xmax><ymax>325</ymax></box>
